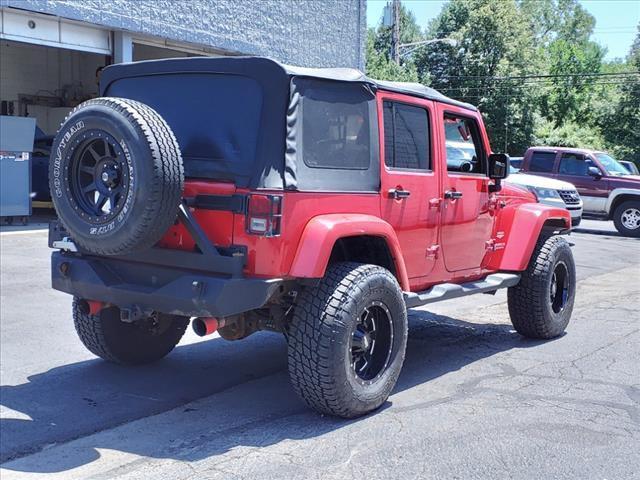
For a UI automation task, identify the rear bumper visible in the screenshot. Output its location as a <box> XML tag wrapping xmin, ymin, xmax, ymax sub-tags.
<box><xmin>51</xmin><ymin>251</ymin><xmax>282</xmax><ymax>318</ymax></box>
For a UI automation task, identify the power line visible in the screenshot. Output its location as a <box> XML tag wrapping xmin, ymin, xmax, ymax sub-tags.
<box><xmin>436</xmin><ymin>80</ymin><xmax>637</xmax><ymax>94</ymax></box>
<box><xmin>432</xmin><ymin>76</ymin><xmax>639</xmax><ymax>88</ymax></box>
<box><xmin>435</xmin><ymin>71</ymin><xmax>639</xmax><ymax>80</ymax></box>
<box><xmin>435</xmin><ymin>78</ymin><xmax>639</xmax><ymax>89</ymax></box>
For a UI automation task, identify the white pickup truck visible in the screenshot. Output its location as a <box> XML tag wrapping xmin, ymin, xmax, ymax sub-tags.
<box><xmin>507</xmin><ymin>169</ymin><xmax>583</xmax><ymax>226</ymax></box>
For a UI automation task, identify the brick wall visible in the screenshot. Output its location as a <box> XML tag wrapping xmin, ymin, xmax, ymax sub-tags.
<box><xmin>2</xmin><ymin>0</ymin><xmax>366</xmax><ymax>69</ymax></box>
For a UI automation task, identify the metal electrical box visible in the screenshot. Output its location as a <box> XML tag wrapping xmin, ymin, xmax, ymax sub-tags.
<box><xmin>1</xmin><ymin>116</ymin><xmax>36</xmax><ymax>222</ymax></box>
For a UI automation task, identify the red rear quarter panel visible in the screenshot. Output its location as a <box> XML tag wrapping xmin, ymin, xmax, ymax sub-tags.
<box><xmin>288</xmin><ymin>213</ymin><xmax>410</xmax><ymax>291</ymax></box>
<box><xmin>238</xmin><ymin>193</ymin><xmax>385</xmax><ymax>278</ymax></box>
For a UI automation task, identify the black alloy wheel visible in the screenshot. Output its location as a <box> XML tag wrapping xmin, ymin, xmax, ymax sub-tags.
<box><xmin>508</xmin><ymin>235</ymin><xmax>576</xmax><ymax>339</ymax></box>
<box><xmin>351</xmin><ymin>301</ymin><xmax>394</xmax><ymax>383</ymax></box>
<box><xmin>69</xmin><ymin>132</ymin><xmax>130</xmax><ymax>222</ymax></box>
<box><xmin>287</xmin><ymin>262</ymin><xmax>408</xmax><ymax>418</ymax></box>
<box><xmin>549</xmin><ymin>261</ymin><xmax>570</xmax><ymax>314</ymax></box>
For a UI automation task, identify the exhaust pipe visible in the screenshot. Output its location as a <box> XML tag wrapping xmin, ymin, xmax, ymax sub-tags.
<box><xmin>77</xmin><ymin>299</ymin><xmax>105</xmax><ymax>316</ymax></box>
<box><xmin>192</xmin><ymin>317</ymin><xmax>226</xmax><ymax>337</ymax></box>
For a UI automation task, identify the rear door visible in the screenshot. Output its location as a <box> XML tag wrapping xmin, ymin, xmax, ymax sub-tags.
<box><xmin>378</xmin><ymin>93</ymin><xmax>440</xmax><ymax>282</ymax></box>
<box><xmin>437</xmin><ymin>106</ymin><xmax>495</xmax><ymax>273</ymax></box>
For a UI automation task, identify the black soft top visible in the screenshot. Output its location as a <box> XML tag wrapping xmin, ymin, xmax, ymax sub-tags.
<box><xmin>101</xmin><ymin>56</ymin><xmax>476</xmax><ymax>111</ymax></box>
<box><xmin>100</xmin><ymin>57</ymin><xmax>475</xmax><ymax>190</ymax></box>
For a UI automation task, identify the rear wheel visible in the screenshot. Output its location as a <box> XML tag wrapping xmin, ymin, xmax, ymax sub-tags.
<box><xmin>508</xmin><ymin>235</ymin><xmax>576</xmax><ymax>339</ymax></box>
<box><xmin>72</xmin><ymin>298</ymin><xmax>189</xmax><ymax>365</ymax></box>
<box><xmin>287</xmin><ymin>262</ymin><xmax>408</xmax><ymax>418</ymax></box>
<box><xmin>613</xmin><ymin>200</ymin><xmax>640</xmax><ymax>237</ymax></box>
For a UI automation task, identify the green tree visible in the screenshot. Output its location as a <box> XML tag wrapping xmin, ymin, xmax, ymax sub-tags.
<box><xmin>520</xmin><ymin>0</ymin><xmax>605</xmax><ymax>127</ymax></box>
<box><xmin>414</xmin><ymin>0</ymin><xmax>538</xmax><ymax>154</ymax></box>
<box><xmin>602</xmin><ymin>26</ymin><xmax>640</xmax><ymax>161</ymax></box>
<box><xmin>540</xmin><ymin>39</ymin><xmax>604</xmax><ymax>126</ymax></box>
<box><xmin>520</xmin><ymin>0</ymin><xmax>596</xmax><ymax>46</ymax></box>
<box><xmin>533</xmin><ymin>116</ymin><xmax>606</xmax><ymax>150</ymax></box>
<box><xmin>366</xmin><ymin>28</ymin><xmax>418</xmax><ymax>82</ymax></box>
<box><xmin>371</xmin><ymin>3</ymin><xmax>423</xmax><ymax>58</ymax></box>
<box><xmin>365</xmin><ymin>3</ymin><xmax>421</xmax><ymax>82</ymax></box>
<box><xmin>365</xmin><ymin>0</ymin><xmax>634</xmax><ymax>158</ymax></box>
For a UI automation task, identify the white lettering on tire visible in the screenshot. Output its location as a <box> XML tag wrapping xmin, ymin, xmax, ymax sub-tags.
<box><xmin>52</xmin><ymin>121</ymin><xmax>85</xmax><ymax>198</ymax></box>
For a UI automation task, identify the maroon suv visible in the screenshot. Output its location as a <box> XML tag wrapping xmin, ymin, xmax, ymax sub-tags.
<box><xmin>520</xmin><ymin>147</ymin><xmax>640</xmax><ymax>237</ymax></box>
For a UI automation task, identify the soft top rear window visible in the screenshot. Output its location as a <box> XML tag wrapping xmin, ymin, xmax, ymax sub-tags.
<box><xmin>106</xmin><ymin>73</ymin><xmax>264</xmax><ymax>187</ymax></box>
<box><xmin>288</xmin><ymin>77</ymin><xmax>380</xmax><ymax>191</ymax></box>
<box><xmin>301</xmin><ymin>85</ymin><xmax>371</xmax><ymax>171</ymax></box>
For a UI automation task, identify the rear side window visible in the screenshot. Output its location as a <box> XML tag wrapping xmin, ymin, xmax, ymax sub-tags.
<box><xmin>302</xmin><ymin>86</ymin><xmax>371</xmax><ymax>170</ymax></box>
<box><xmin>291</xmin><ymin>77</ymin><xmax>379</xmax><ymax>192</ymax></box>
<box><xmin>383</xmin><ymin>101</ymin><xmax>430</xmax><ymax>170</ymax></box>
<box><xmin>529</xmin><ymin>152</ymin><xmax>556</xmax><ymax>172</ymax></box>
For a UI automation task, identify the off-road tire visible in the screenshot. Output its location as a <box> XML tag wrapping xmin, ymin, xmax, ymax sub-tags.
<box><xmin>612</xmin><ymin>200</ymin><xmax>640</xmax><ymax>237</ymax></box>
<box><xmin>72</xmin><ymin>298</ymin><xmax>189</xmax><ymax>365</ymax></box>
<box><xmin>287</xmin><ymin>262</ymin><xmax>408</xmax><ymax>418</ymax></box>
<box><xmin>50</xmin><ymin>97</ymin><xmax>184</xmax><ymax>256</ymax></box>
<box><xmin>508</xmin><ymin>235</ymin><xmax>576</xmax><ymax>339</ymax></box>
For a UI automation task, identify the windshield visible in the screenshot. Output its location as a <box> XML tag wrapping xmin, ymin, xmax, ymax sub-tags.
<box><xmin>595</xmin><ymin>153</ymin><xmax>630</xmax><ymax>176</ymax></box>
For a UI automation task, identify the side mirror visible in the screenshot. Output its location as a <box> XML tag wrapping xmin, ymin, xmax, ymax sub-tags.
<box><xmin>489</xmin><ymin>153</ymin><xmax>510</xmax><ymax>180</ymax></box>
<box><xmin>588</xmin><ymin>166</ymin><xmax>602</xmax><ymax>179</ymax></box>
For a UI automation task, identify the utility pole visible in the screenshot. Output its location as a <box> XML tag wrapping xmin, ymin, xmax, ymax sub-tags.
<box><xmin>392</xmin><ymin>0</ymin><xmax>400</xmax><ymax>65</ymax></box>
<box><xmin>384</xmin><ymin>0</ymin><xmax>457</xmax><ymax>64</ymax></box>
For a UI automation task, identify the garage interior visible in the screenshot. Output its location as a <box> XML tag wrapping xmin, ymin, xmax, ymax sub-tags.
<box><xmin>0</xmin><ymin>7</ymin><xmax>225</xmax><ymax>220</ymax></box>
<box><xmin>1</xmin><ymin>40</ymin><xmax>107</xmax><ymax>135</ymax></box>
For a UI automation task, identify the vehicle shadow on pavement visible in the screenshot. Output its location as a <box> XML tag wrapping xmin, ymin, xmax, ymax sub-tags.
<box><xmin>0</xmin><ymin>310</ymin><xmax>545</xmax><ymax>473</ymax></box>
<box><xmin>572</xmin><ymin>227</ymin><xmax>624</xmax><ymax>237</ymax></box>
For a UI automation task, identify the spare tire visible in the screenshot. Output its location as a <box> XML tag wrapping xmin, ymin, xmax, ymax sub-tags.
<box><xmin>49</xmin><ymin>97</ymin><xmax>184</xmax><ymax>256</ymax></box>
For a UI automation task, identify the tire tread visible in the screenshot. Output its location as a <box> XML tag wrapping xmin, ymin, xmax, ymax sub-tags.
<box><xmin>508</xmin><ymin>235</ymin><xmax>574</xmax><ymax>339</ymax></box>
<box><xmin>287</xmin><ymin>262</ymin><xmax>407</xmax><ymax>417</ymax></box>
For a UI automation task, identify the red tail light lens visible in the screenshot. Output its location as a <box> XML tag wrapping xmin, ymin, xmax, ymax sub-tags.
<box><xmin>246</xmin><ymin>194</ymin><xmax>282</xmax><ymax>236</ymax></box>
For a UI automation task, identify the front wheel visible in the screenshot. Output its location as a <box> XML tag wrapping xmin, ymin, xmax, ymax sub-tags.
<box><xmin>287</xmin><ymin>263</ymin><xmax>408</xmax><ymax>418</ymax></box>
<box><xmin>508</xmin><ymin>235</ymin><xmax>576</xmax><ymax>339</ymax></box>
<box><xmin>613</xmin><ymin>200</ymin><xmax>640</xmax><ymax>237</ymax></box>
<box><xmin>72</xmin><ymin>298</ymin><xmax>189</xmax><ymax>365</ymax></box>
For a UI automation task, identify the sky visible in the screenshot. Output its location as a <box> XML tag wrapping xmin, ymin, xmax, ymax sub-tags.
<box><xmin>366</xmin><ymin>0</ymin><xmax>640</xmax><ymax>60</ymax></box>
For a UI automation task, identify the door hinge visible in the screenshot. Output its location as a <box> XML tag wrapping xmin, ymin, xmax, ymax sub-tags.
<box><xmin>489</xmin><ymin>197</ymin><xmax>507</xmax><ymax>209</ymax></box>
<box><xmin>426</xmin><ymin>244</ymin><xmax>440</xmax><ymax>258</ymax></box>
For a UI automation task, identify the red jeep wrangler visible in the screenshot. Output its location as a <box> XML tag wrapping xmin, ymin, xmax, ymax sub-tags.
<box><xmin>49</xmin><ymin>57</ymin><xmax>575</xmax><ymax>418</ymax></box>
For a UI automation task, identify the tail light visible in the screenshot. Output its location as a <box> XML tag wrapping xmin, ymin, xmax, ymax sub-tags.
<box><xmin>246</xmin><ymin>194</ymin><xmax>283</xmax><ymax>236</ymax></box>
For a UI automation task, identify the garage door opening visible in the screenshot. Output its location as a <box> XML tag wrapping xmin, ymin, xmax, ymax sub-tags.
<box><xmin>1</xmin><ymin>39</ymin><xmax>108</xmax><ymax>201</ymax></box>
<box><xmin>1</xmin><ymin>39</ymin><xmax>108</xmax><ymax>134</ymax></box>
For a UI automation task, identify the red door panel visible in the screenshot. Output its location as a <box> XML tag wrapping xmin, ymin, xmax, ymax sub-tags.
<box><xmin>437</xmin><ymin>106</ymin><xmax>495</xmax><ymax>273</ymax></box>
<box><xmin>378</xmin><ymin>94</ymin><xmax>440</xmax><ymax>282</ymax></box>
<box><xmin>440</xmin><ymin>175</ymin><xmax>493</xmax><ymax>271</ymax></box>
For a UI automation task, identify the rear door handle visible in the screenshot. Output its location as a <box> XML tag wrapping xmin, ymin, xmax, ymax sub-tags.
<box><xmin>388</xmin><ymin>188</ymin><xmax>411</xmax><ymax>200</ymax></box>
<box><xmin>444</xmin><ymin>190</ymin><xmax>463</xmax><ymax>200</ymax></box>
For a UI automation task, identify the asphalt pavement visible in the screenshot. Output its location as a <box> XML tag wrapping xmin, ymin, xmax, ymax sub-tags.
<box><xmin>1</xmin><ymin>218</ymin><xmax>639</xmax><ymax>479</ymax></box>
